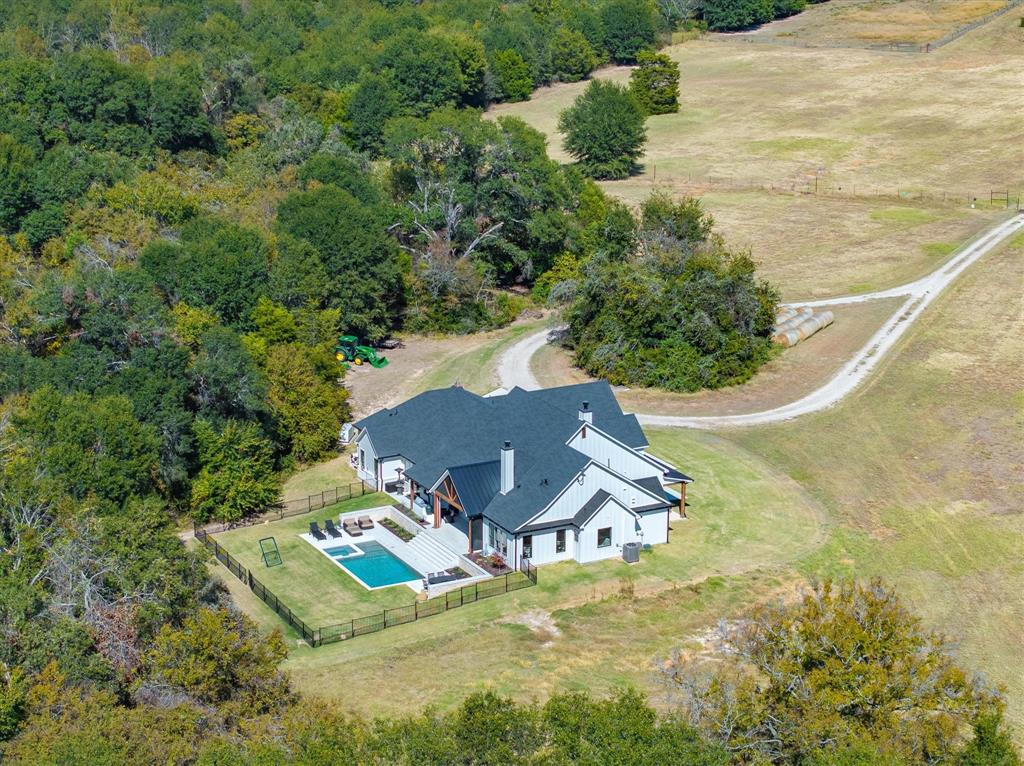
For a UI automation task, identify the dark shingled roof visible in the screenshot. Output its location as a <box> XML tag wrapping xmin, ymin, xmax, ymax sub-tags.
<box><xmin>572</xmin><ymin>490</ymin><xmax>615</xmax><ymax>528</ymax></box>
<box><xmin>354</xmin><ymin>381</ymin><xmax>671</xmax><ymax>532</ymax></box>
<box><xmin>634</xmin><ymin>476</ymin><xmax>679</xmax><ymax>505</ymax></box>
<box><xmin>664</xmin><ymin>467</ymin><xmax>693</xmax><ymax>483</ymax></box>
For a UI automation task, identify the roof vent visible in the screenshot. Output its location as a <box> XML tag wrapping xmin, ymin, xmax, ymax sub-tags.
<box><xmin>578</xmin><ymin>401</ymin><xmax>593</xmax><ymax>424</ymax></box>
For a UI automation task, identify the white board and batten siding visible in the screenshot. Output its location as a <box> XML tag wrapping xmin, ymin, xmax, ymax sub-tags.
<box><xmin>527</xmin><ymin>462</ymin><xmax>665</xmax><ymax>529</ymax></box>
<box><xmin>568</xmin><ymin>426</ymin><xmax>662</xmax><ymax>481</ymax></box>
<box><xmin>573</xmin><ymin>496</ymin><xmax>637</xmax><ymax>563</ymax></box>
<box><xmin>354</xmin><ymin>431</ymin><xmax>407</xmax><ymax>489</ymax></box>
<box><xmin>521</xmin><ymin>527</ymin><xmax>575</xmax><ymax>564</ymax></box>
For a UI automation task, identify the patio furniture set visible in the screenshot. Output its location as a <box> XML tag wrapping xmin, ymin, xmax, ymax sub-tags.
<box><xmin>309</xmin><ymin>515</ymin><xmax>374</xmax><ymax>541</ymax></box>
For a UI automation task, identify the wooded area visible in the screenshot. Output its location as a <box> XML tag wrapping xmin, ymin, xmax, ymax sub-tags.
<box><xmin>2</xmin><ymin>1</ymin><xmax>1014</xmax><ymax>763</ymax></box>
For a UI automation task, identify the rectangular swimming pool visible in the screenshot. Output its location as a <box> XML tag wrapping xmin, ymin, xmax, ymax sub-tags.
<box><xmin>336</xmin><ymin>540</ymin><xmax>422</xmax><ymax>589</ymax></box>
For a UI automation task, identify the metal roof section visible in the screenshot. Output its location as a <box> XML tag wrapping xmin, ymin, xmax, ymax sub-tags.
<box><xmin>447</xmin><ymin>461</ymin><xmax>501</xmax><ymax>517</ymax></box>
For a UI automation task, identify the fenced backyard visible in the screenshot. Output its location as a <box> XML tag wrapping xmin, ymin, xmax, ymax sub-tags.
<box><xmin>195</xmin><ymin>509</ymin><xmax>538</xmax><ymax>647</ymax></box>
<box><xmin>199</xmin><ymin>481</ymin><xmax>370</xmax><ymax>534</ymax></box>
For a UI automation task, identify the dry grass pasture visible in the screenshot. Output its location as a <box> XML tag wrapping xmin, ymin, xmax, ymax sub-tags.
<box><xmin>739</xmin><ymin>0</ymin><xmax>1014</xmax><ymax>47</ymax></box>
<box><xmin>613</xmin><ymin>190</ymin><xmax>1004</xmax><ymax>300</ymax></box>
<box><xmin>490</xmin><ymin>7</ymin><xmax>1024</xmax><ymax>297</ymax></box>
<box><xmin>731</xmin><ymin>232</ymin><xmax>1024</xmax><ymax>727</ymax></box>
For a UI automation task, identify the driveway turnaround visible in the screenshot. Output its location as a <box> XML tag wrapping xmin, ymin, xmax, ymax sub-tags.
<box><xmin>499</xmin><ymin>213</ymin><xmax>1024</xmax><ymax>429</ymax></box>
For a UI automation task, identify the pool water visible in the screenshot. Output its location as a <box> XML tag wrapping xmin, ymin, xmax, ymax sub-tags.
<box><xmin>336</xmin><ymin>540</ymin><xmax>422</xmax><ymax>588</ymax></box>
<box><xmin>325</xmin><ymin>544</ymin><xmax>358</xmax><ymax>558</ymax></box>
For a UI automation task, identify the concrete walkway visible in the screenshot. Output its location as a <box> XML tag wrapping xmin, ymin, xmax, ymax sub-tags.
<box><xmin>498</xmin><ymin>213</ymin><xmax>1024</xmax><ymax>429</ymax></box>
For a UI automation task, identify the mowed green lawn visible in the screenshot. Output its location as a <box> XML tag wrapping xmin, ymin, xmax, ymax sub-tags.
<box><xmin>210</xmin><ymin>428</ymin><xmax>824</xmax><ymax>713</ymax></box>
<box><xmin>211</xmin><ymin>493</ymin><xmax>414</xmax><ymax>626</ymax></box>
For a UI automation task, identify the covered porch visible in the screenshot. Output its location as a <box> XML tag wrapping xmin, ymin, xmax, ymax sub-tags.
<box><xmin>388</xmin><ymin>474</ymin><xmax>483</xmax><ymax>555</ymax></box>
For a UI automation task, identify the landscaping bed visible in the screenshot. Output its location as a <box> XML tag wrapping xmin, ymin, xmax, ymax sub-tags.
<box><xmin>468</xmin><ymin>552</ymin><xmax>512</xmax><ymax>576</ymax></box>
<box><xmin>379</xmin><ymin>517</ymin><xmax>415</xmax><ymax>542</ymax></box>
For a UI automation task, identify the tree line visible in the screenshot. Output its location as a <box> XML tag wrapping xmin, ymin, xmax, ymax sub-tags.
<box><xmin>0</xmin><ymin>1</ymin><xmax>845</xmax><ymax>758</ymax></box>
<box><xmin>1</xmin><ymin>580</ymin><xmax>1018</xmax><ymax>764</ymax></box>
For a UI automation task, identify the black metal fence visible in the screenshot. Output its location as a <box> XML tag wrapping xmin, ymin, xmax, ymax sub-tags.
<box><xmin>195</xmin><ymin>525</ymin><xmax>538</xmax><ymax>647</ymax></box>
<box><xmin>316</xmin><ymin>564</ymin><xmax>538</xmax><ymax>645</ymax></box>
<box><xmin>198</xmin><ymin>482</ymin><xmax>369</xmax><ymax>534</ymax></box>
<box><xmin>276</xmin><ymin>481</ymin><xmax>369</xmax><ymax>517</ymax></box>
<box><xmin>195</xmin><ymin>527</ymin><xmax>317</xmax><ymax>643</ymax></box>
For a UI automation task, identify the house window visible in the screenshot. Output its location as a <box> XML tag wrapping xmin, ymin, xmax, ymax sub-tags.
<box><xmin>555</xmin><ymin>529</ymin><xmax>566</xmax><ymax>553</ymax></box>
<box><xmin>488</xmin><ymin>525</ymin><xmax>495</xmax><ymax>548</ymax></box>
<box><xmin>523</xmin><ymin>535</ymin><xmax>533</xmax><ymax>559</ymax></box>
<box><xmin>597</xmin><ymin>527</ymin><xmax>612</xmax><ymax>548</ymax></box>
<box><xmin>359</xmin><ymin>449</ymin><xmax>365</xmax><ymax>469</ymax></box>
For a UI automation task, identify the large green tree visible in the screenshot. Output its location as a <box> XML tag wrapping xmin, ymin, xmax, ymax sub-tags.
<box><xmin>566</xmin><ymin>192</ymin><xmax>777</xmax><ymax>391</ymax></box>
<box><xmin>146</xmin><ymin>608</ymin><xmax>290</xmax><ymax>714</ymax></box>
<box><xmin>188</xmin><ymin>419</ymin><xmax>278</xmax><ymax>523</ymax></box>
<box><xmin>701</xmin><ymin>0</ymin><xmax>776</xmax><ymax>31</ymax></box>
<box><xmin>276</xmin><ymin>185</ymin><xmax>403</xmax><ymax>342</ymax></box>
<box><xmin>667</xmin><ymin>580</ymin><xmax>1007</xmax><ymax>764</ymax></box>
<box><xmin>600</xmin><ymin>0</ymin><xmax>658</xmax><ymax>63</ymax></box>
<box><xmin>0</xmin><ymin>134</ymin><xmax>34</xmax><ymax>233</ymax></box>
<box><xmin>630</xmin><ymin>50</ymin><xmax>680</xmax><ymax>115</ymax></box>
<box><xmin>558</xmin><ymin>80</ymin><xmax>647</xmax><ymax>179</ymax></box>
<box><xmin>265</xmin><ymin>343</ymin><xmax>349</xmax><ymax>463</ymax></box>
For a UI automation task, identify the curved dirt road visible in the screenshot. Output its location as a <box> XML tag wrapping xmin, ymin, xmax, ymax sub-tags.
<box><xmin>499</xmin><ymin>213</ymin><xmax>1024</xmax><ymax>429</ymax></box>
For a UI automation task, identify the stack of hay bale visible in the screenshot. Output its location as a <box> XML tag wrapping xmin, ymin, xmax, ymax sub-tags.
<box><xmin>772</xmin><ymin>306</ymin><xmax>834</xmax><ymax>348</ymax></box>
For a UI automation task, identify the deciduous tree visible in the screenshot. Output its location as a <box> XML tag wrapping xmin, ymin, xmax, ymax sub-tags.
<box><xmin>665</xmin><ymin>580</ymin><xmax>1004</xmax><ymax>764</ymax></box>
<box><xmin>558</xmin><ymin>80</ymin><xmax>647</xmax><ymax>179</ymax></box>
<box><xmin>188</xmin><ymin>419</ymin><xmax>278</xmax><ymax>523</ymax></box>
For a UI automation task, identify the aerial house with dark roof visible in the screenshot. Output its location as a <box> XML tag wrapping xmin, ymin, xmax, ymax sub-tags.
<box><xmin>353</xmin><ymin>382</ymin><xmax>692</xmax><ymax>567</ymax></box>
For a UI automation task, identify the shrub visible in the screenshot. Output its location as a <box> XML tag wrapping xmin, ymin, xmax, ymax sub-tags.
<box><xmin>490</xmin><ymin>49</ymin><xmax>533</xmax><ymax>102</ymax></box>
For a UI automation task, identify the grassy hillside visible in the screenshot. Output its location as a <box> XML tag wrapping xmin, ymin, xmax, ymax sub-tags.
<box><xmin>491</xmin><ymin>8</ymin><xmax>1024</xmax><ymax>299</ymax></box>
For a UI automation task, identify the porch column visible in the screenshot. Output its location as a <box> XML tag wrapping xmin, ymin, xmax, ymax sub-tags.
<box><xmin>467</xmin><ymin>517</ymin><xmax>473</xmax><ymax>554</ymax></box>
<box><xmin>408</xmin><ymin>479</ymin><xmax>416</xmax><ymax>511</ymax></box>
<box><xmin>678</xmin><ymin>482</ymin><xmax>687</xmax><ymax>519</ymax></box>
<box><xmin>432</xmin><ymin>493</ymin><xmax>441</xmax><ymax>529</ymax></box>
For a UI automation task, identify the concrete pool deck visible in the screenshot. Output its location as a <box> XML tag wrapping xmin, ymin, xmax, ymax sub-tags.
<box><xmin>299</xmin><ymin>505</ymin><xmax>490</xmax><ymax>596</ymax></box>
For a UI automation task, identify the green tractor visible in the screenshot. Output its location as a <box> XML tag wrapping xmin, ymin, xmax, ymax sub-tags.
<box><xmin>335</xmin><ymin>335</ymin><xmax>389</xmax><ymax>368</ymax></box>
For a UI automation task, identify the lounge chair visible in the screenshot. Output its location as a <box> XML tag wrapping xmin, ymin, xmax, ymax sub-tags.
<box><xmin>324</xmin><ymin>519</ymin><xmax>343</xmax><ymax>538</ymax></box>
<box><xmin>357</xmin><ymin>515</ymin><xmax>374</xmax><ymax>530</ymax></box>
<box><xmin>342</xmin><ymin>519</ymin><xmax>363</xmax><ymax>537</ymax></box>
<box><xmin>309</xmin><ymin>521</ymin><xmax>326</xmax><ymax>541</ymax></box>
